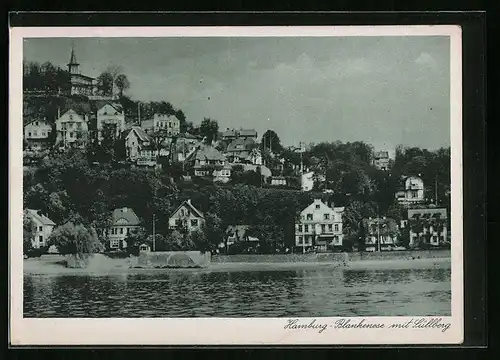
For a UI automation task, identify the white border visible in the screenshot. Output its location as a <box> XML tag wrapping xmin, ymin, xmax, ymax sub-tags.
<box><xmin>9</xmin><ymin>25</ymin><xmax>463</xmax><ymax>345</ymax></box>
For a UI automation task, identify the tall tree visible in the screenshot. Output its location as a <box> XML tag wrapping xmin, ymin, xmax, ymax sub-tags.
<box><xmin>261</xmin><ymin>130</ymin><xmax>282</xmax><ymax>154</ymax></box>
<box><xmin>97</xmin><ymin>72</ymin><xmax>114</xmax><ymax>96</ymax></box>
<box><xmin>114</xmin><ymin>74</ymin><xmax>130</xmax><ymax>97</ymax></box>
<box><xmin>200</xmin><ymin>118</ymin><xmax>219</xmax><ymax>144</ymax></box>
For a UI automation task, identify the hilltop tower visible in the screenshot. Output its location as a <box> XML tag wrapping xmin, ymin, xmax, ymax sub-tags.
<box><xmin>67</xmin><ymin>46</ymin><xmax>80</xmax><ymax>75</ymax></box>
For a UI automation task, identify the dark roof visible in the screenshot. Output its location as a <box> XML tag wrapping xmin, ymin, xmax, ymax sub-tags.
<box><xmin>222</xmin><ymin>129</ymin><xmax>238</xmax><ymax>137</ymax></box>
<box><xmin>226</xmin><ymin>138</ymin><xmax>256</xmax><ymax>152</ymax></box>
<box><xmin>238</xmin><ymin>129</ymin><xmax>257</xmax><ymax>137</ymax></box>
<box><xmin>408</xmin><ymin>208</ymin><xmax>447</xmax><ymax>219</ymax></box>
<box><xmin>192</xmin><ymin>145</ymin><xmax>226</xmax><ymax>162</ymax></box>
<box><xmin>374</xmin><ymin>151</ymin><xmax>389</xmax><ymax>158</ymax></box>
<box><xmin>111</xmin><ymin>207</ymin><xmax>141</xmax><ymax>226</ymax></box>
<box><xmin>25</xmin><ymin>209</ymin><xmax>56</xmax><ymax>226</ymax></box>
<box><xmin>127</xmin><ymin>126</ymin><xmax>151</xmax><ymax>142</ymax></box>
<box><xmin>97</xmin><ymin>102</ymin><xmax>123</xmax><ymax>113</ymax></box>
<box><xmin>170</xmin><ymin>200</ymin><xmax>204</xmax><ymax>219</ymax></box>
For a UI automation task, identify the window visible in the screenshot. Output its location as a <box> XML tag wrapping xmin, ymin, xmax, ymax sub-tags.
<box><xmin>69</xmin><ymin>115</ymin><xmax>73</xmax><ymax>120</ymax></box>
<box><xmin>304</xmin><ymin>225</ymin><xmax>309</xmax><ymax>232</ymax></box>
<box><xmin>70</xmin><ymin>132</ymin><xmax>74</xmax><ymax>138</ymax></box>
<box><xmin>306</xmin><ymin>214</ymin><xmax>313</xmax><ymax>221</ymax></box>
<box><xmin>181</xmin><ymin>209</ymin><xmax>185</xmax><ymax>216</ymax></box>
<box><xmin>298</xmin><ymin>225</ymin><xmax>303</xmax><ymax>232</ymax></box>
<box><xmin>335</xmin><ymin>224</ymin><xmax>339</xmax><ymax>232</ymax></box>
<box><xmin>324</xmin><ymin>214</ymin><xmax>330</xmax><ymax>220</ymax></box>
<box><xmin>191</xmin><ymin>219</ymin><xmax>198</xmax><ymax>227</ymax></box>
<box><xmin>175</xmin><ymin>219</ymin><xmax>181</xmax><ymax>227</ymax></box>
<box><xmin>298</xmin><ymin>236</ymin><xmax>303</xmax><ymax>244</ymax></box>
<box><xmin>321</xmin><ymin>224</ymin><xmax>326</xmax><ymax>232</ymax></box>
<box><xmin>35</xmin><ymin>122</ymin><xmax>39</xmax><ymax>126</ymax></box>
<box><xmin>28</xmin><ymin>132</ymin><xmax>32</xmax><ymax>137</ymax></box>
<box><xmin>328</xmin><ymin>224</ymin><xmax>333</xmax><ymax>232</ymax></box>
<box><xmin>42</xmin><ymin>132</ymin><xmax>46</xmax><ymax>136</ymax></box>
<box><xmin>33</xmin><ymin>131</ymin><xmax>37</xmax><ymax>136</ymax></box>
<box><xmin>412</xmin><ymin>190</ymin><xmax>418</xmax><ymax>198</ymax></box>
<box><xmin>333</xmin><ymin>236</ymin><xmax>339</xmax><ymax>244</ymax></box>
<box><xmin>77</xmin><ymin>123</ymin><xmax>82</xmax><ymax>129</ymax></box>
<box><xmin>110</xmin><ymin>239</ymin><xmax>119</xmax><ymax>249</ymax></box>
<box><xmin>315</xmin><ymin>204</ymin><xmax>320</xmax><ymax>209</ymax></box>
<box><xmin>38</xmin><ymin>226</ymin><xmax>43</xmax><ymax>231</ymax></box>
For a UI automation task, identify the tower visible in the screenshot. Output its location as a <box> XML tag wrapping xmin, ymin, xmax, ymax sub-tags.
<box><xmin>67</xmin><ymin>46</ymin><xmax>80</xmax><ymax>75</ymax></box>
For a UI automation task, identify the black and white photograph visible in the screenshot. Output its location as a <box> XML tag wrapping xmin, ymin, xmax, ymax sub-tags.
<box><xmin>10</xmin><ymin>25</ymin><xmax>463</xmax><ymax>345</ymax></box>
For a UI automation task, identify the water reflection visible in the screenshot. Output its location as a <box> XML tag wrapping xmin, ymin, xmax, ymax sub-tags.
<box><xmin>24</xmin><ymin>267</ymin><xmax>451</xmax><ymax>318</ymax></box>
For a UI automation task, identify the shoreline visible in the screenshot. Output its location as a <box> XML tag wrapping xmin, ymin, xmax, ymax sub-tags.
<box><xmin>23</xmin><ymin>256</ymin><xmax>451</xmax><ymax>276</ymax></box>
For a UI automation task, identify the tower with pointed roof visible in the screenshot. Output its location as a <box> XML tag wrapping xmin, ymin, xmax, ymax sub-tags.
<box><xmin>65</xmin><ymin>44</ymin><xmax>98</xmax><ymax>97</ymax></box>
<box><xmin>67</xmin><ymin>46</ymin><xmax>80</xmax><ymax>75</ymax></box>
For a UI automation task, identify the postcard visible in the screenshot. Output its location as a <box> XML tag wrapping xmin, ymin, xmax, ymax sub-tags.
<box><xmin>9</xmin><ymin>24</ymin><xmax>463</xmax><ymax>345</ymax></box>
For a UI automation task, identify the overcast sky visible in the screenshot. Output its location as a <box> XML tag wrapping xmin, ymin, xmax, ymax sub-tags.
<box><xmin>23</xmin><ymin>36</ymin><xmax>450</xmax><ymax>151</ymax></box>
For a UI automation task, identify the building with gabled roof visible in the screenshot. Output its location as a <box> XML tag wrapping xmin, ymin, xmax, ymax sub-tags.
<box><xmin>108</xmin><ymin>207</ymin><xmax>141</xmax><ymax>250</ymax></box>
<box><xmin>125</xmin><ymin>126</ymin><xmax>153</xmax><ymax>161</ymax></box>
<box><xmin>24</xmin><ymin>209</ymin><xmax>56</xmax><ymax>249</ymax></box>
<box><xmin>168</xmin><ymin>199</ymin><xmax>205</xmax><ymax>233</ymax></box>
<box><xmin>96</xmin><ymin>102</ymin><xmax>125</xmax><ymax>141</ymax></box>
<box><xmin>295</xmin><ymin>199</ymin><xmax>345</xmax><ymax>252</ymax></box>
<box><xmin>24</xmin><ymin>118</ymin><xmax>53</xmax><ymax>151</ymax></box>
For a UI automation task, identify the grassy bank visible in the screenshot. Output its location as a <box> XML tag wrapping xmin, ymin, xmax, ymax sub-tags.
<box><xmin>23</xmin><ymin>253</ymin><xmax>451</xmax><ymax>276</ymax></box>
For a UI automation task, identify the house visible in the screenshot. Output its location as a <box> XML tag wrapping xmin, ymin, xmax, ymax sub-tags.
<box><xmin>221</xmin><ymin>128</ymin><xmax>258</xmax><ymax>141</ymax></box>
<box><xmin>363</xmin><ymin>217</ymin><xmax>399</xmax><ymax>248</ymax></box>
<box><xmin>96</xmin><ymin>103</ymin><xmax>125</xmax><ymax>141</ymax></box>
<box><xmin>24</xmin><ymin>209</ymin><xmax>56</xmax><ymax>249</ymax></box>
<box><xmin>301</xmin><ymin>171</ymin><xmax>315</xmax><ymax>192</ymax></box>
<box><xmin>24</xmin><ymin>118</ymin><xmax>53</xmax><ymax>150</ymax></box>
<box><xmin>55</xmin><ymin>109</ymin><xmax>89</xmax><ymax>148</ymax></box>
<box><xmin>108</xmin><ymin>207</ymin><xmax>141</xmax><ymax>250</ymax></box>
<box><xmin>395</xmin><ymin>176</ymin><xmax>425</xmax><ymax>205</ymax></box>
<box><xmin>225</xmin><ymin>137</ymin><xmax>260</xmax><ymax>164</ymax></box>
<box><xmin>407</xmin><ymin>207</ymin><xmax>448</xmax><ymax>248</ymax></box>
<box><xmin>168</xmin><ymin>199</ymin><xmax>205</xmax><ymax>233</ymax></box>
<box><xmin>295</xmin><ymin>199</ymin><xmax>345</xmax><ymax>251</ymax></box>
<box><xmin>213</xmin><ymin>164</ymin><xmax>233</xmax><ymax>183</ymax></box>
<box><xmin>141</xmin><ymin>114</ymin><xmax>180</xmax><ymax>136</ymax></box>
<box><xmin>187</xmin><ymin>144</ymin><xmax>228</xmax><ymax>178</ymax></box>
<box><xmin>222</xmin><ymin>225</ymin><xmax>259</xmax><ymax>248</ymax></box>
<box><xmin>270</xmin><ymin>176</ymin><xmax>287</xmax><ymax>186</ymax></box>
<box><xmin>373</xmin><ymin>151</ymin><xmax>391</xmax><ymax>171</ymax></box>
<box><xmin>67</xmin><ymin>46</ymin><xmax>98</xmax><ymax>97</ymax></box>
<box><xmin>125</xmin><ymin>126</ymin><xmax>153</xmax><ymax>161</ymax></box>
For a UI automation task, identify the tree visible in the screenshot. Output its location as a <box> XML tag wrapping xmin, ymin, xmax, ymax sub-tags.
<box><xmin>261</xmin><ymin>130</ymin><xmax>282</xmax><ymax>154</ymax></box>
<box><xmin>343</xmin><ymin>201</ymin><xmax>376</xmax><ymax>251</ymax></box>
<box><xmin>23</xmin><ymin>213</ymin><xmax>35</xmax><ymax>254</ymax></box>
<box><xmin>114</xmin><ymin>74</ymin><xmax>130</xmax><ymax>97</ymax></box>
<box><xmin>97</xmin><ymin>72</ymin><xmax>114</xmax><ymax>96</ymax></box>
<box><xmin>200</xmin><ymin>118</ymin><xmax>219</xmax><ymax>144</ymax></box>
<box><xmin>125</xmin><ymin>227</ymin><xmax>148</xmax><ymax>255</ymax></box>
<box><xmin>188</xmin><ymin>229</ymin><xmax>211</xmax><ymax>252</ymax></box>
<box><xmin>47</xmin><ymin>222</ymin><xmax>99</xmax><ymax>255</ymax></box>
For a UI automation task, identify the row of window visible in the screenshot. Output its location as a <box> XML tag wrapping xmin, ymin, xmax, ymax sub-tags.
<box><xmin>156</xmin><ymin>121</ymin><xmax>178</xmax><ymax>128</ymax></box>
<box><xmin>297</xmin><ymin>235</ymin><xmax>339</xmax><ymax>245</ymax></box>
<box><xmin>27</xmin><ymin>131</ymin><xmax>49</xmax><ymax>137</ymax></box>
<box><xmin>110</xmin><ymin>227</ymin><xmax>131</xmax><ymax>235</ymax></box>
<box><xmin>175</xmin><ymin>219</ymin><xmax>199</xmax><ymax>227</ymax></box>
<box><xmin>301</xmin><ymin>213</ymin><xmax>336</xmax><ymax>221</ymax></box>
<box><xmin>297</xmin><ymin>224</ymin><xmax>339</xmax><ymax>232</ymax></box>
<box><xmin>61</xmin><ymin>122</ymin><xmax>83</xmax><ymax>130</ymax></box>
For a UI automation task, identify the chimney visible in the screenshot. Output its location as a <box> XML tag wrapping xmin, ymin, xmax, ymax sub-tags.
<box><xmin>187</xmin><ymin>199</ymin><xmax>191</xmax><ymax>205</ymax></box>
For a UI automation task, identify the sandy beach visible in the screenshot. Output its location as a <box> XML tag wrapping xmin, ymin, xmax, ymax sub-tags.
<box><xmin>23</xmin><ymin>255</ymin><xmax>451</xmax><ymax>276</ymax></box>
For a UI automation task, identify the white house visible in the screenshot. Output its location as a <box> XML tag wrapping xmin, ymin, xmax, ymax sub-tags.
<box><xmin>55</xmin><ymin>109</ymin><xmax>89</xmax><ymax>147</ymax></box>
<box><xmin>108</xmin><ymin>207</ymin><xmax>141</xmax><ymax>250</ymax></box>
<box><xmin>168</xmin><ymin>199</ymin><xmax>206</xmax><ymax>233</ymax></box>
<box><xmin>24</xmin><ymin>118</ymin><xmax>53</xmax><ymax>150</ymax></box>
<box><xmin>96</xmin><ymin>103</ymin><xmax>125</xmax><ymax>141</ymax></box>
<box><xmin>125</xmin><ymin>126</ymin><xmax>152</xmax><ymax>161</ymax></box>
<box><xmin>301</xmin><ymin>171</ymin><xmax>315</xmax><ymax>192</ymax></box>
<box><xmin>24</xmin><ymin>209</ymin><xmax>56</xmax><ymax>249</ymax></box>
<box><xmin>407</xmin><ymin>207</ymin><xmax>448</xmax><ymax>248</ymax></box>
<box><xmin>295</xmin><ymin>199</ymin><xmax>344</xmax><ymax>252</ymax></box>
<box><xmin>141</xmin><ymin>114</ymin><xmax>180</xmax><ymax>136</ymax></box>
<box><xmin>396</xmin><ymin>176</ymin><xmax>425</xmax><ymax>205</ymax></box>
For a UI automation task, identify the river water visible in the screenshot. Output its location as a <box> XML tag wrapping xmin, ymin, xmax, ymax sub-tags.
<box><xmin>23</xmin><ymin>267</ymin><xmax>451</xmax><ymax>317</ymax></box>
